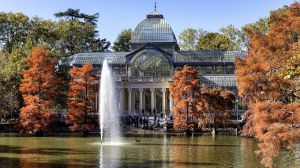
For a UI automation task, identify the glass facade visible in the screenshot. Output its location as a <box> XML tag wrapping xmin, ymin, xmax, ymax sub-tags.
<box><xmin>131</xmin><ymin>13</ymin><xmax>177</xmax><ymax>43</ymax></box>
<box><xmin>128</xmin><ymin>49</ymin><xmax>171</xmax><ymax>77</ymax></box>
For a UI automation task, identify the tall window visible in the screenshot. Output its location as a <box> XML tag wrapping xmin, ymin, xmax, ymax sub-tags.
<box><xmin>128</xmin><ymin>49</ymin><xmax>171</xmax><ymax>77</ymax></box>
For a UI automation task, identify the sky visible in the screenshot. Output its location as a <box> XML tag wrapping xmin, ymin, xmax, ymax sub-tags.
<box><xmin>0</xmin><ymin>0</ymin><xmax>295</xmax><ymax>43</ymax></box>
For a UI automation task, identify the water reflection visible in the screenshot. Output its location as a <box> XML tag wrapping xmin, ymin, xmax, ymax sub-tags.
<box><xmin>0</xmin><ymin>135</ymin><xmax>298</xmax><ymax>168</ymax></box>
<box><xmin>99</xmin><ymin>145</ymin><xmax>103</xmax><ymax>168</ymax></box>
<box><xmin>161</xmin><ymin>135</ymin><xmax>169</xmax><ymax>167</ymax></box>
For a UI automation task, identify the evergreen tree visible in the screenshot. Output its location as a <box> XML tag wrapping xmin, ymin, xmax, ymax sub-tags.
<box><xmin>197</xmin><ymin>32</ymin><xmax>234</xmax><ymax>50</ymax></box>
<box><xmin>55</xmin><ymin>8</ymin><xmax>110</xmax><ymax>54</ymax></box>
<box><xmin>54</xmin><ymin>8</ymin><xmax>99</xmax><ymax>26</ymax></box>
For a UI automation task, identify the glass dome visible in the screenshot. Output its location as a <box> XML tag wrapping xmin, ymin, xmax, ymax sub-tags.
<box><xmin>128</xmin><ymin>49</ymin><xmax>171</xmax><ymax>77</ymax></box>
<box><xmin>131</xmin><ymin>12</ymin><xmax>177</xmax><ymax>43</ymax></box>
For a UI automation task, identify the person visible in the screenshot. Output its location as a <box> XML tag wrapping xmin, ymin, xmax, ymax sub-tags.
<box><xmin>139</xmin><ymin>116</ymin><xmax>142</xmax><ymax>125</ymax></box>
<box><xmin>141</xmin><ymin>109</ymin><xmax>145</xmax><ymax>126</ymax></box>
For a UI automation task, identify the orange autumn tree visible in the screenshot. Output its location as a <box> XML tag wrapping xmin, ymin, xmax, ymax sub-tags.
<box><xmin>236</xmin><ymin>2</ymin><xmax>300</xmax><ymax>168</ymax></box>
<box><xmin>199</xmin><ymin>87</ymin><xmax>234</xmax><ymax>129</ymax></box>
<box><xmin>66</xmin><ymin>62</ymin><xmax>98</xmax><ymax>134</ymax></box>
<box><xmin>170</xmin><ymin>65</ymin><xmax>200</xmax><ymax>131</ymax></box>
<box><xmin>19</xmin><ymin>47</ymin><xmax>58</xmax><ymax>135</ymax></box>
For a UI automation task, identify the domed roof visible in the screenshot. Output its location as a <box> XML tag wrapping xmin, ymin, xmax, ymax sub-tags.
<box><xmin>131</xmin><ymin>12</ymin><xmax>177</xmax><ymax>43</ymax></box>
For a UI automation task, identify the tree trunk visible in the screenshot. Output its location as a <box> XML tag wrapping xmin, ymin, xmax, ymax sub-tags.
<box><xmin>185</xmin><ymin>103</ymin><xmax>192</xmax><ymax>136</ymax></box>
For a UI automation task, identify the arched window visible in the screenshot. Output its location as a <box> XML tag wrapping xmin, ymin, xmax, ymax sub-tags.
<box><xmin>225</xmin><ymin>65</ymin><xmax>234</xmax><ymax>74</ymax></box>
<box><xmin>128</xmin><ymin>49</ymin><xmax>171</xmax><ymax>77</ymax></box>
<box><xmin>194</xmin><ymin>66</ymin><xmax>204</xmax><ymax>75</ymax></box>
<box><xmin>215</xmin><ymin>66</ymin><xmax>224</xmax><ymax>74</ymax></box>
<box><xmin>204</xmin><ymin>66</ymin><xmax>214</xmax><ymax>74</ymax></box>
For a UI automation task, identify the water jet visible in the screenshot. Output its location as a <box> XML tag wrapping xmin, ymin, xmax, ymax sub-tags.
<box><xmin>99</xmin><ymin>59</ymin><xmax>121</xmax><ymax>143</ymax></box>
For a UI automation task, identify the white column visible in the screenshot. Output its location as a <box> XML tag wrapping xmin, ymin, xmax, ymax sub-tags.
<box><xmin>169</xmin><ymin>90</ymin><xmax>174</xmax><ymax>115</ymax></box>
<box><xmin>131</xmin><ymin>89</ymin><xmax>136</xmax><ymax>114</ymax></box>
<box><xmin>142</xmin><ymin>90</ymin><xmax>146</xmax><ymax>113</ymax></box>
<box><xmin>150</xmin><ymin>88</ymin><xmax>156</xmax><ymax>114</ymax></box>
<box><xmin>119</xmin><ymin>88</ymin><xmax>125</xmax><ymax>112</ymax></box>
<box><xmin>162</xmin><ymin>88</ymin><xmax>166</xmax><ymax>116</ymax></box>
<box><xmin>139</xmin><ymin>88</ymin><xmax>143</xmax><ymax>115</ymax></box>
<box><xmin>128</xmin><ymin>88</ymin><xmax>132</xmax><ymax>114</ymax></box>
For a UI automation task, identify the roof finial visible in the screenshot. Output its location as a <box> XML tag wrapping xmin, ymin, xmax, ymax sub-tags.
<box><xmin>154</xmin><ymin>1</ymin><xmax>157</xmax><ymax>12</ymax></box>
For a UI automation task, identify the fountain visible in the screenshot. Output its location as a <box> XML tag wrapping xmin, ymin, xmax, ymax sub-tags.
<box><xmin>99</xmin><ymin>59</ymin><xmax>121</xmax><ymax>144</ymax></box>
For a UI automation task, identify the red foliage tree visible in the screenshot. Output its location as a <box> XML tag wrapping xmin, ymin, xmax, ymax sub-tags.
<box><xmin>236</xmin><ymin>2</ymin><xmax>300</xmax><ymax>167</ymax></box>
<box><xmin>250</xmin><ymin>101</ymin><xmax>300</xmax><ymax>167</ymax></box>
<box><xmin>170</xmin><ymin>66</ymin><xmax>235</xmax><ymax>132</ymax></box>
<box><xmin>66</xmin><ymin>62</ymin><xmax>98</xmax><ymax>133</ymax></box>
<box><xmin>198</xmin><ymin>87</ymin><xmax>234</xmax><ymax>129</ymax></box>
<box><xmin>170</xmin><ymin>65</ymin><xmax>200</xmax><ymax>131</ymax></box>
<box><xmin>19</xmin><ymin>47</ymin><xmax>58</xmax><ymax>135</ymax></box>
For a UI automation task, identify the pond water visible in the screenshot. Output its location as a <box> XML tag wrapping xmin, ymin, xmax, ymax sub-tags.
<box><xmin>0</xmin><ymin>134</ymin><xmax>298</xmax><ymax>168</ymax></box>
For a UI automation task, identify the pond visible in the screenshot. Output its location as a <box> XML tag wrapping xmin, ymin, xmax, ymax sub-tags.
<box><xmin>0</xmin><ymin>134</ymin><xmax>298</xmax><ymax>168</ymax></box>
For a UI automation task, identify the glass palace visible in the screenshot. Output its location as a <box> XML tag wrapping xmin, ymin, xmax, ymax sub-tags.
<box><xmin>61</xmin><ymin>10</ymin><xmax>246</xmax><ymax>118</ymax></box>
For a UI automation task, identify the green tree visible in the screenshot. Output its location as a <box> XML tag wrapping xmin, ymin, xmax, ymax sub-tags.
<box><xmin>178</xmin><ymin>28</ymin><xmax>207</xmax><ymax>50</ymax></box>
<box><xmin>0</xmin><ymin>48</ymin><xmax>28</xmax><ymax>121</ymax></box>
<box><xmin>112</xmin><ymin>29</ymin><xmax>132</xmax><ymax>52</ymax></box>
<box><xmin>0</xmin><ymin>52</ymin><xmax>11</xmax><ymax>120</ymax></box>
<box><xmin>26</xmin><ymin>17</ymin><xmax>58</xmax><ymax>54</ymax></box>
<box><xmin>0</xmin><ymin>12</ymin><xmax>30</xmax><ymax>54</ymax></box>
<box><xmin>241</xmin><ymin>18</ymin><xmax>270</xmax><ymax>49</ymax></box>
<box><xmin>54</xmin><ymin>8</ymin><xmax>110</xmax><ymax>55</ymax></box>
<box><xmin>0</xmin><ymin>15</ymin><xmax>57</xmax><ymax>121</ymax></box>
<box><xmin>0</xmin><ymin>16</ymin><xmax>55</xmax><ymax>121</ymax></box>
<box><xmin>197</xmin><ymin>32</ymin><xmax>234</xmax><ymax>50</ymax></box>
<box><xmin>243</xmin><ymin>18</ymin><xmax>270</xmax><ymax>36</ymax></box>
<box><xmin>55</xmin><ymin>20</ymin><xmax>95</xmax><ymax>55</ymax></box>
<box><xmin>0</xmin><ymin>11</ymin><xmax>111</xmax><ymax>123</ymax></box>
<box><xmin>54</xmin><ymin>8</ymin><xmax>99</xmax><ymax>26</ymax></box>
<box><xmin>220</xmin><ymin>24</ymin><xmax>246</xmax><ymax>51</ymax></box>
